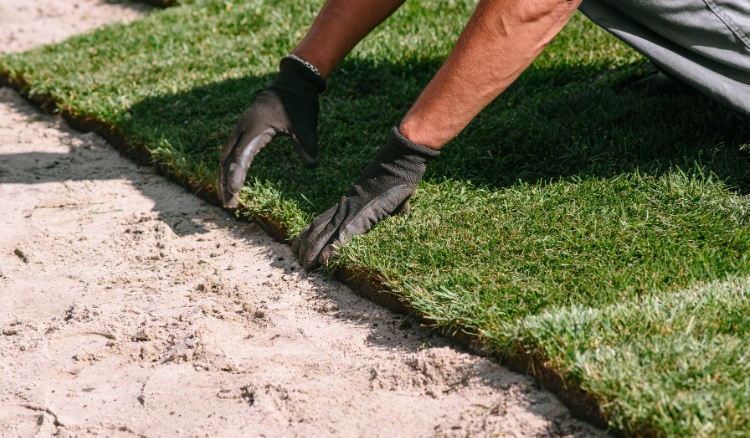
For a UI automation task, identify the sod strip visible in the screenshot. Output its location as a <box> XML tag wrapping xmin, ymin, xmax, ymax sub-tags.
<box><xmin>504</xmin><ymin>277</ymin><xmax>750</xmax><ymax>437</ymax></box>
<box><xmin>3</xmin><ymin>0</ymin><xmax>750</xmax><ymax>435</ymax></box>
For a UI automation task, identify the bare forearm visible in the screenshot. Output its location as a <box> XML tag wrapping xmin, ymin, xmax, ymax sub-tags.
<box><xmin>291</xmin><ymin>0</ymin><xmax>406</xmax><ymax>79</ymax></box>
<box><xmin>400</xmin><ymin>0</ymin><xmax>581</xmax><ymax>149</ymax></box>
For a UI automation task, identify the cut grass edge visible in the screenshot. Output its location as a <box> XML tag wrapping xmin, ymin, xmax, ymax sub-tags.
<box><xmin>1</xmin><ymin>68</ymin><xmax>631</xmax><ymax>437</ymax></box>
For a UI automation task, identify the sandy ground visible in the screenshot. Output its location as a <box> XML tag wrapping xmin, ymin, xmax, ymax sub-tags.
<box><xmin>0</xmin><ymin>0</ymin><xmax>150</xmax><ymax>54</ymax></box>
<box><xmin>0</xmin><ymin>1</ymin><xmax>607</xmax><ymax>437</ymax></box>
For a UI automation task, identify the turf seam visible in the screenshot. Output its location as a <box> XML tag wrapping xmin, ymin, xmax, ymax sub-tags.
<box><xmin>0</xmin><ymin>68</ymin><xmax>633</xmax><ymax>438</ymax></box>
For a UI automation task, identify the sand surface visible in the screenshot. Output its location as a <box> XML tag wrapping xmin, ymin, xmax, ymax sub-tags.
<box><xmin>0</xmin><ymin>1</ymin><xmax>607</xmax><ymax>437</ymax></box>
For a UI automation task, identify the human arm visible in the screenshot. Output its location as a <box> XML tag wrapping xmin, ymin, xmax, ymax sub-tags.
<box><xmin>400</xmin><ymin>0</ymin><xmax>582</xmax><ymax>149</ymax></box>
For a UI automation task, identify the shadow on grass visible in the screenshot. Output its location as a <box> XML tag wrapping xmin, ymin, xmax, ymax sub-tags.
<box><xmin>124</xmin><ymin>57</ymin><xmax>750</xmax><ymax>219</ymax></box>
<box><xmin>99</xmin><ymin>0</ymin><xmax>155</xmax><ymax>15</ymax></box>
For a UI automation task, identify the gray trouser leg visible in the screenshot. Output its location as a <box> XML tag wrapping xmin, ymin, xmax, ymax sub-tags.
<box><xmin>578</xmin><ymin>0</ymin><xmax>750</xmax><ymax>117</ymax></box>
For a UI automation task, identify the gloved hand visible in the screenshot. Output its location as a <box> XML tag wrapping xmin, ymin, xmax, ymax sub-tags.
<box><xmin>293</xmin><ymin>127</ymin><xmax>440</xmax><ymax>270</ymax></box>
<box><xmin>218</xmin><ymin>56</ymin><xmax>326</xmax><ymax>208</ymax></box>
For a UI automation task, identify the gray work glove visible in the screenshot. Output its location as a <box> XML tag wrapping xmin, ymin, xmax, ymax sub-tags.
<box><xmin>293</xmin><ymin>127</ymin><xmax>440</xmax><ymax>270</ymax></box>
<box><xmin>218</xmin><ymin>56</ymin><xmax>326</xmax><ymax>208</ymax></box>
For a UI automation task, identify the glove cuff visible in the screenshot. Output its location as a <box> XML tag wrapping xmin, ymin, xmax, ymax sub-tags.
<box><xmin>391</xmin><ymin>126</ymin><xmax>440</xmax><ymax>159</ymax></box>
<box><xmin>280</xmin><ymin>56</ymin><xmax>327</xmax><ymax>93</ymax></box>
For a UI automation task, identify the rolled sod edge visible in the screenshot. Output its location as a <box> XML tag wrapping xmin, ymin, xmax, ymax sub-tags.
<box><xmin>0</xmin><ymin>69</ymin><xmax>631</xmax><ymax>438</ymax></box>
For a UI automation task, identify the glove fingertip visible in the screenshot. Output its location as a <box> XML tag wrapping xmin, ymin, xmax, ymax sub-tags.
<box><xmin>302</xmin><ymin>158</ymin><xmax>320</xmax><ymax>169</ymax></box>
<box><xmin>395</xmin><ymin>199</ymin><xmax>410</xmax><ymax>216</ymax></box>
<box><xmin>318</xmin><ymin>244</ymin><xmax>335</xmax><ymax>268</ymax></box>
<box><xmin>300</xmin><ymin>235</ymin><xmax>328</xmax><ymax>271</ymax></box>
<box><xmin>290</xmin><ymin>237</ymin><xmax>301</xmax><ymax>255</ymax></box>
<box><xmin>226</xmin><ymin>168</ymin><xmax>247</xmax><ymax>198</ymax></box>
<box><xmin>296</xmin><ymin>146</ymin><xmax>320</xmax><ymax>169</ymax></box>
<box><xmin>221</xmin><ymin>193</ymin><xmax>240</xmax><ymax>210</ymax></box>
<box><xmin>301</xmin><ymin>252</ymin><xmax>320</xmax><ymax>271</ymax></box>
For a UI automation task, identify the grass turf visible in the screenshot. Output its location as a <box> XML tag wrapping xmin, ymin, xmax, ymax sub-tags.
<box><xmin>2</xmin><ymin>0</ymin><xmax>750</xmax><ymax>435</ymax></box>
<box><xmin>506</xmin><ymin>277</ymin><xmax>750</xmax><ymax>436</ymax></box>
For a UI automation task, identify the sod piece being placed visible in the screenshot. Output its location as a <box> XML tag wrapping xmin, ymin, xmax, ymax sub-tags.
<box><xmin>3</xmin><ymin>0</ymin><xmax>750</xmax><ymax>435</ymax></box>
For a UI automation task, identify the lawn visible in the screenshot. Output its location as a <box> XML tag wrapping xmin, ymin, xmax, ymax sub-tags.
<box><xmin>2</xmin><ymin>0</ymin><xmax>750</xmax><ymax>435</ymax></box>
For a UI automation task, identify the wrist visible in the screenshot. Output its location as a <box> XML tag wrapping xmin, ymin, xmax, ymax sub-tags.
<box><xmin>391</xmin><ymin>127</ymin><xmax>440</xmax><ymax>158</ymax></box>
<box><xmin>279</xmin><ymin>55</ymin><xmax>326</xmax><ymax>93</ymax></box>
<box><xmin>398</xmin><ymin>116</ymin><xmax>448</xmax><ymax>151</ymax></box>
<box><xmin>289</xmin><ymin>47</ymin><xmax>334</xmax><ymax>80</ymax></box>
<box><xmin>285</xmin><ymin>54</ymin><xmax>321</xmax><ymax>77</ymax></box>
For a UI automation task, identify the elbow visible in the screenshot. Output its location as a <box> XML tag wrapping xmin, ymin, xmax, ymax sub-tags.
<box><xmin>519</xmin><ymin>0</ymin><xmax>582</xmax><ymax>24</ymax></box>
